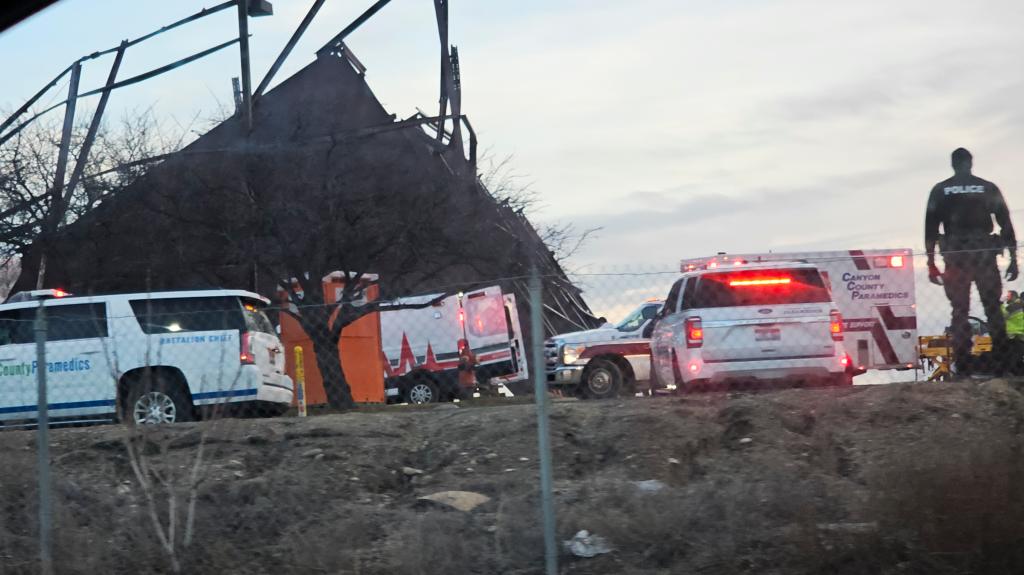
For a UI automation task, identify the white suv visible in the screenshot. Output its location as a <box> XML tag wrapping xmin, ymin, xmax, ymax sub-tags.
<box><xmin>651</xmin><ymin>262</ymin><xmax>850</xmax><ymax>390</ymax></box>
<box><xmin>0</xmin><ymin>289</ymin><xmax>293</xmax><ymax>426</ymax></box>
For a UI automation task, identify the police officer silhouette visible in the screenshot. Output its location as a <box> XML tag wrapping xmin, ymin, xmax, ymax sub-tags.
<box><xmin>925</xmin><ymin>148</ymin><xmax>1018</xmax><ymax>375</ymax></box>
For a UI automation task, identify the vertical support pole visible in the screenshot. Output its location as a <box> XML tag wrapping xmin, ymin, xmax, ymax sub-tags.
<box><xmin>35</xmin><ymin>301</ymin><xmax>52</xmax><ymax>575</ymax></box>
<box><xmin>433</xmin><ymin>0</ymin><xmax>450</xmax><ymax>142</ymax></box>
<box><xmin>530</xmin><ymin>265</ymin><xmax>558</xmax><ymax>575</ymax></box>
<box><xmin>64</xmin><ymin>41</ymin><xmax>127</xmax><ymax>209</ymax></box>
<box><xmin>236</xmin><ymin>0</ymin><xmax>253</xmax><ymax>131</ymax></box>
<box><xmin>37</xmin><ymin>61</ymin><xmax>81</xmax><ymax>290</ymax></box>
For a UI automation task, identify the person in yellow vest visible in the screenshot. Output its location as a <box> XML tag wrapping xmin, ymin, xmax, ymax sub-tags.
<box><xmin>1004</xmin><ymin>290</ymin><xmax>1024</xmax><ymax>339</ymax></box>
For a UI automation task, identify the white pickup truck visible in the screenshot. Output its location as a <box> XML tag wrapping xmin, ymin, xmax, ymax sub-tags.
<box><xmin>545</xmin><ymin>300</ymin><xmax>663</xmax><ymax>398</ymax></box>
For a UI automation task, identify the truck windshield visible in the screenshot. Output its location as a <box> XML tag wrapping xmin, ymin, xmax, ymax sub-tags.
<box><xmin>691</xmin><ymin>268</ymin><xmax>831</xmax><ymax>308</ymax></box>
<box><xmin>616</xmin><ymin>304</ymin><xmax>659</xmax><ymax>332</ymax></box>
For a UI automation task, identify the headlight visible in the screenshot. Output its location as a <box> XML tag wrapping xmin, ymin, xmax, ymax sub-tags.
<box><xmin>562</xmin><ymin>344</ymin><xmax>586</xmax><ymax>365</ymax></box>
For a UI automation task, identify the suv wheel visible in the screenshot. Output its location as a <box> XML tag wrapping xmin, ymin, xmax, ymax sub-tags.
<box><xmin>581</xmin><ymin>359</ymin><xmax>622</xmax><ymax>399</ymax></box>
<box><xmin>404</xmin><ymin>373</ymin><xmax>440</xmax><ymax>404</ymax></box>
<box><xmin>123</xmin><ymin>373</ymin><xmax>194</xmax><ymax>425</ymax></box>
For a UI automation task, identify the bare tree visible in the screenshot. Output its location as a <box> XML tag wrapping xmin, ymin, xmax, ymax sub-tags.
<box><xmin>0</xmin><ymin>107</ymin><xmax>190</xmax><ymax>270</ymax></box>
<box><xmin>132</xmin><ymin>134</ymin><xmax>495</xmax><ymax>409</ymax></box>
<box><xmin>477</xmin><ymin>150</ymin><xmax>599</xmax><ymax>265</ymax></box>
<box><xmin>123</xmin><ymin>428</ymin><xmax>207</xmax><ymax>574</ymax></box>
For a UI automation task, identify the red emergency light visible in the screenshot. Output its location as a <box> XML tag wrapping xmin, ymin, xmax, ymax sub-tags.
<box><xmin>686</xmin><ymin>317</ymin><xmax>703</xmax><ymax>348</ymax></box>
<box><xmin>830</xmin><ymin>310</ymin><xmax>843</xmax><ymax>341</ymax></box>
<box><xmin>239</xmin><ymin>332</ymin><xmax>255</xmax><ymax>364</ymax></box>
<box><xmin>728</xmin><ymin>277</ymin><xmax>792</xmax><ymax>287</ymax></box>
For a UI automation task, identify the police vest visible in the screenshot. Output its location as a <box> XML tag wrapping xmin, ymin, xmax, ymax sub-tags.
<box><xmin>1004</xmin><ymin>304</ymin><xmax>1024</xmax><ymax>336</ymax></box>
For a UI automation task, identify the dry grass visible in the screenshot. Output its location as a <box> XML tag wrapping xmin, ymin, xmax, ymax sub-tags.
<box><xmin>865</xmin><ymin>430</ymin><xmax>1024</xmax><ymax>574</ymax></box>
<box><xmin>0</xmin><ymin>382</ymin><xmax>1022</xmax><ymax>574</ymax></box>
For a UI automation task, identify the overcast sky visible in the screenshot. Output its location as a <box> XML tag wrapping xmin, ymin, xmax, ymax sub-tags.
<box><xmin>2</xmin><ymin>0</ymin><xmax>1023</xmax><ymax>320</ymax></box>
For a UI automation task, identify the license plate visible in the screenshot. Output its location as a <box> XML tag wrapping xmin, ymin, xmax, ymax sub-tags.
<box><xmin>754</xmin><ymin>327</ymin><xmax>781</xmax><ymax>341</ymax></box>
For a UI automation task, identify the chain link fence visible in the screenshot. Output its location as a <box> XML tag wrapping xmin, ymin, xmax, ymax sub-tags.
<box><xmin>0</xmin><ymin>246</ymin><xmax>1021</xmax><ymax>573</ymax></box>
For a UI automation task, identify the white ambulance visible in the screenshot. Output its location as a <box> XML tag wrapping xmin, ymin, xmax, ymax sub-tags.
<box><xmin>379</xmin><ymin>286</ymin><xmax>528</xmax><ymax>403</ymax></box>
<box><xmin>0</xmin><ymin>288</ymin><xmax>293</xmax><ymax>427</ymax></box>
<box><xmin>682</xmin><ymin>249</ymin><xmax>917</xmax><ymax>372</ymax></box>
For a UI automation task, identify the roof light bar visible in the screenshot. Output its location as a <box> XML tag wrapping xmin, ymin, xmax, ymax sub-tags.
<box><xmin>728</xmin><ymin>278</ymin><xmax>792</xmax><ymax>287</ymax></box>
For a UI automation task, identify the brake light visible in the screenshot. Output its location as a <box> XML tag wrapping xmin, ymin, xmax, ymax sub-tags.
<box><xmin>840</xmin><ymin>354</ymin><xmax>850</xmax><ymax>367</ymax></box>
<box><xmin>889</xmin><ymin>255</ymin><xmax>904</xmax><ymax>268</ymax></box>
<box><xmin>240</xmin><ymin>332</ymin><xmax>255</xmax><ymax>364</ymax></box>
<box><xmin>729</xmin><ymin>277</ymin><xmax>792</xmax><ymax>287</ymax></box>
<box><xmin>830</xmin><ymin>311</ymin><xmax>843</xmax><ymax>341</ymax></box>
<box><xmin>686</xmin><ymin>317</ymin><xmax>703</xmax><ymax>348</ymax></box>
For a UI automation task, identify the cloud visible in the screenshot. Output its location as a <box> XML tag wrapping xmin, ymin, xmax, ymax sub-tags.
<box><xmin>548</xmin><ymin>159</ymin><xmax>935</xmax><ymax>269</ymax></box>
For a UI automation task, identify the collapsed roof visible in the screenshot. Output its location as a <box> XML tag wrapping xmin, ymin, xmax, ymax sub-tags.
<box><xmin>15</xmin><ymin>45</ymin><xmax>598</xmax><ymax>336</ymax></box>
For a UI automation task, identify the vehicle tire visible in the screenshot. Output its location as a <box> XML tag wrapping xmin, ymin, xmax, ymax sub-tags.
<box><xmin>404</xmin><ymin>373</ymin><xmax>440</xmax><ymax>404</ymax></box>
<box><xmin>122</xmin><ymin>371</ymin><xmax>195</xmax><ymax>425</ymax></box>
<box><xmin>580</xmin><ymin>359</ymin><xmax>623</xmax><ymax>399</ymax></box>
<box><xmin>670</xmin><ymin>349</ymin><xmax>685</xmax><ymax>387</ymax></box>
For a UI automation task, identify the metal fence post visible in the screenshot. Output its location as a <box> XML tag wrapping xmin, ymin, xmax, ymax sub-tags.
<box><xmin>35</xmin><ymin>301</ymin><xmax>53</xmax><ymax>575</ymax></box>
<box><xmin>530</xmin><ymin>265</ymin><xmax>558</xmax><ymax>575</ymax></box>
<box><xmin>294</xmin><ymin>346</ymin><xmax>308</xmax><ymax>417</ymax></box>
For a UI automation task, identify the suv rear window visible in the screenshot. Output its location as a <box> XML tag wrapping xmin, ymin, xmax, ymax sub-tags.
<box><xmin>242</xmin><ymin>300</ymin><xmax>276</xmax><ymax>335</ymax></box>
<box><xmin>130</xmin><ymin>296</ymin><xmax>245</xmax><ymax>334</ymax></box>
<box><xmin>689</xmin><ymin>268</ymin><xmax>831</xmax><ymax>308</ymax></box>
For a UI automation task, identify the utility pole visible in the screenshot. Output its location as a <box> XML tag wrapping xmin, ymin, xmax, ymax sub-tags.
<box><xmin>236</xmin><ymin>0</ymin><xmax>253</xmax><ymax>131</ymax></box>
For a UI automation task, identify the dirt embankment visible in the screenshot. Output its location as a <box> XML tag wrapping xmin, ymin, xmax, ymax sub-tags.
<box><xmin>2</xmin><ymin>380</ymin><xmax>1024</xmax><ymax>574</ymax></box>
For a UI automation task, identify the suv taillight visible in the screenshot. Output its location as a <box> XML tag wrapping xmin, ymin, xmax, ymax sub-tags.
<box><xmin>686</xmin><ymin>317</ymin><xmax>703</xmax><ymax>348</ymax></box>
<box><xmin>830</xmin><ymin>311</ymin><xmax>843</xmax><ymax>341</ymax></box>
<box><xmin>240</xmin><ymin>332</ymin><xmax>255</xmax><ymax>364</ymax></box>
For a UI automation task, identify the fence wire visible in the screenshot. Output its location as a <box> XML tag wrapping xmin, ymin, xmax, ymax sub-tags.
<box><xmin>0</xmin><ymin>248</ymin><xmax>1021</xmax><ymax>573</ymax></box>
